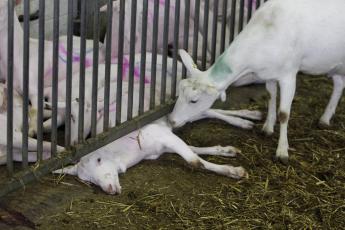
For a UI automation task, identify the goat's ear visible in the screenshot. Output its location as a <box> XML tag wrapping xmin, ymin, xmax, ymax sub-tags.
<box><xmin>53</xmin><ymin>164</ymin><xmax>78</xmax><ymax>176</ymax></box>
<box><xmin>220</xmin><ymin>91</ymin><xmax>226</xmax><ymax>102</ymax></box>
<box><xmin>179</xmin><ymin>49</ymin><xmax>202</xmax><ymax>77</ymax></box>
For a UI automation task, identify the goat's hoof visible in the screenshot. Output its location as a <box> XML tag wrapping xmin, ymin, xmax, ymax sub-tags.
<box><xmin>273</xmin><ymin>155</ymin><xmax>289</xmax><ymax>165</ymax></box>
<box><xmin>240</xmin><ymin>120</ymin><xmax>255</xmax><ymax>129</ymax></box>
<box><xmin>227</xmin><ymin>166</ymin><xmax>248</xmax><ymax>179</ymax></box>
<box><xmin>318</xmin><ymin>119</ymin><xmax>331</xmax><ymax>128</ymax></box>
<box><xmin>262</xmin><ymin>124</ymin><xmax>274</xmax><ymax>136</ymax></box>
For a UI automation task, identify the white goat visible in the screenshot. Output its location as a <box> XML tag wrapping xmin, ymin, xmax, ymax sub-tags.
<box><xmin>0</xmin><ymin>0</ymin><xmax>102</xmax><ymax>136</ymax></box>
<box><xmin>0</xmin><ymin>84</ymin><xmax>64</xmax><ymax>165</ymax></box>
<box><xmin>0</xmin><ymin>114</ymin><xmax>64</xmax><ymax>164</ymax></box>
<box><xmin>169</xmin><ymin>0</ymin><xmax>345</xmax><ymax>164</ymax></box>
<box><xmin>54</xmin><ymin>117</ymin><xmax>247</xmax><ymax>195</ymax></box>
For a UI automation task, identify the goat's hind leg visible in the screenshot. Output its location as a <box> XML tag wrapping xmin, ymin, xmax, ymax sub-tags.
<box><xmin>153</xmin><ymin>129</ymin><xmax>247</xmax><ymax>179</ymax></box>
<box><xmin>320</xmin><ymin>74</ymin><xmax>345</xmax><ymax>126</ymax></box>
<box><xmin>188</xmin><ymin>145</ymin><xmax>241</xmax><ymax>157</ymax></box>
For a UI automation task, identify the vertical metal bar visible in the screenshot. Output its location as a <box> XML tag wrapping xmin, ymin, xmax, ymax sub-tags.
<box><xmin>220</xmin><ymin>0</ymin><xmax>228</xmax><ymax>53</ymax></box>
<box><xmin>210</xmin><ymin>0</ymin><xmax>219</xmax><ymax>64</ymax></box>
<box><xmin>51</xmin><ymin>0</ymin><xmax>60</xmax><ymax>156</ymax></box>
<box><xmin>65</xmin><ymin>0</ymin><xmax>74</xmax><ymax>147</ymax></box>
<box><xmin>256</xmin><ymin>0</ymin><xmax>261</xmax><ymax>9</ymax></box>
<box><xmin>37</xmin><ymin>0</ymin><xmax>45</xmax><ymax>162</ymax></box>
<box><xmin>91</xmin><ymin>0</ymin><xmax>100</xmax><ymax>137</ymax></box>
<box><xmin>103</xmin><ymin>0</ymin><xmax>113</xmax><ymax>132</ymax></box>
<box><xmin>247</xmin><ymin>0</ymin><xmax>253</xmax><ymax>22</ymax></box>
<box><xmin>238</xmin><ymin>0</ymin><xmax>245</xmax><ymax>33</ymax></box>
<box><xmin>78</xmin><ymin>0</ymin><xmax>86</xmax><ymax>142</ymax></box>
<box><xmin>22</xmin><ymin>0</ymin><xmax>30</xmax><ymax>168</ymax></box>
<box><xmin>201</xmin><ymin>0</ymin><xmax>209</xmax><ymax>70</ymax></box>
<box><xmin>7</xmin><ymin>0</ymin><xmax>14</xmax><ymax>174</ymax></box>
<box><xmin>229</xmin><ymin>0</ymin><xmax>237</xmax><ymax>44</ymax></box>
<box><xmin>127</xmin><ymin>0</ymin><xmax>137</xmax><ymax>120</ymax></box>
<box><xmin>139</xmin><ymin>0</ymin><xmax>148</xmax><ymax>115</ymax></box>
<box><xmin>182</xmin><ymin>0</ymin><xmax>190</xmax><ymax>79</ymax></box>
<box><xmin>192</xmin><ymin>0</ymin><xmax>200</xmax><ymax>63</ymax></box>
<box><xmin>116</xmin><ymin>0</ymin><xmax>125</xmax><ymax>124</ymax></box>
<box><xmin>171</xmin><ymin>0</ymin><xmax>180</xmax><ymax>98</ymax></box>
<box><xmin>150</xmin><ymin>0</ymin><xmax>159</xmax><ymax>109</ymax></box>
<box><xmin>160</xmin><ymin>0</ymin><xmax>170</xmax><ymax>104</ymax></box>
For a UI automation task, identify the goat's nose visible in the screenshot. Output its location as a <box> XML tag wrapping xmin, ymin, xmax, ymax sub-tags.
<box><xmin>107</xmin><ymin>184</ymin><xmax>115</xmax><ymax>194</ymax></box>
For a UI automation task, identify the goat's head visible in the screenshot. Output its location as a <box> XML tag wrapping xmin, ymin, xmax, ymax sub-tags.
<box><xmin>56</xmin><ymin>152</ymin><xmax>122</xmax><ymax>195</ymax></box>
<box><xmin>169</xmin><ymin>50</ymin><xmax>226</xmax><ymax>128</ymax></box>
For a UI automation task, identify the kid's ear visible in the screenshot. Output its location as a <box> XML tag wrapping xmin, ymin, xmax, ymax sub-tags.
<box><xmin>53</xmin><ymin>164</ymin><xmax>78</xmax><ymax>176</ymax></box>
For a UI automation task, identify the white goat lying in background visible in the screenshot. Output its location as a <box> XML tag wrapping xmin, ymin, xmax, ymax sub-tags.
<box><xmin>0</xmin><ymin>84</ymin><xmax>63</xmax><ymax>164</ymax></box>
<box><xmin>169</xmin><ymin>0</ymin><xmax>345</xmax><ymax>164</ymax></box>
<box><xmin>0</xmin><ymin>0</ymin><xmax>102</xmax><ymax>136</ymax></box>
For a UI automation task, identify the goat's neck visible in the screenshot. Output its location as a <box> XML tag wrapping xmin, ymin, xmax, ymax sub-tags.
<box><xmin>207</xmin><ymin>47</ymin><xmax>250</xmax><ymax>92</ymax></box>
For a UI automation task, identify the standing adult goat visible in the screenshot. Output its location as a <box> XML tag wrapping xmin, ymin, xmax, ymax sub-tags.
<box><xmin>169</xmin><ymin>0</ymin><xmax>345</xmax><ymax>164</ymax></box>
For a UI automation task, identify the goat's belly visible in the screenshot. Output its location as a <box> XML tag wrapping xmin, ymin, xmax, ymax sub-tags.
<box><xmin>300</xmin><ymin>61</ymin><xmax>345</xmax><ymax>76</ymax></box>
<box><xmin>300</xmin><ymin>51</ymin><xmax>345</xmax><ymax>76</ymax></box>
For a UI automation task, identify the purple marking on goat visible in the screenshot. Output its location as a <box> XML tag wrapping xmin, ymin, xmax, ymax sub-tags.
<box><xmin>44</xmin><ymin>44</ymin><xmax>93</xmax><ymax>79</ymax></box>
<box><xmin>58</xmin><ymin>44</ymin><xmax>93</xmax><ymax>68</ymax></box>
<box><xmin>112</xmin><ymin>56</ymin><xmax>151</xmax><ymax>84</ymax></box>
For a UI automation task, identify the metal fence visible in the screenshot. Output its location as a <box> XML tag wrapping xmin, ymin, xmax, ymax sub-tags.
<box><xmin>0</xmin><ymin>0</ymin><xmax>266</xmax><ymax>198</ymax></box>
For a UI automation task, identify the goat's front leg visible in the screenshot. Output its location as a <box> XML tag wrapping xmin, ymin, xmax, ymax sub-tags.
<box><xmin>210</xmin><ymin>109</ymin><xmax>262</xmax><ymax>121</ymax></box>
<box><xmin>188</xmin><ymin>145</ymin><xmax>240</xmax><ymax>157</ymax></box>
<box><xmin>262</xmin><ymin>81</ymin><xmax>277</xmax><ymax>135</ymax></box>
<box><xmin>275</xmin><ymin>75</ymin><xmax>296</xmax><ymax>164</ymax></box>
<box><xmin>204</xmin><ymin>110</ymin><xmax>255</xmax><ymax>129</ymax></box>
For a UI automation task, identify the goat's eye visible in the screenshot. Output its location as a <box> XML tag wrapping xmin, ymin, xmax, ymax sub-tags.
<box><xmin>190</xmin><ymin>100</ymin><xmax>198</xmax><ymax>104</ymax></box>
<box><xmin>97</xmin><ymin>158</ymin><xmax>101</xmax><ymax>163</ymax></box>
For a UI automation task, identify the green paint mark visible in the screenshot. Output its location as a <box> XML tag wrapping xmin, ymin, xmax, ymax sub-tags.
<box><xmin>210</xmin><ymin>53</ymin><xmax>232</xmax><ymax>82</ymax></box>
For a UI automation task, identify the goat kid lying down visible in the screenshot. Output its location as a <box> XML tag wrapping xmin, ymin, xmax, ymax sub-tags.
<box><xmin>54</xmin><ymin>116</ymin><xmax>248</xmax><ymax>195</ymax></box>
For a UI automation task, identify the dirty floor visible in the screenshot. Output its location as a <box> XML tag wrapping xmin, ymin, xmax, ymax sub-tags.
<box><xmin>0</xmin><ymin>74</ymin><xmax>344</xmax><ymax>229</ymax></box>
